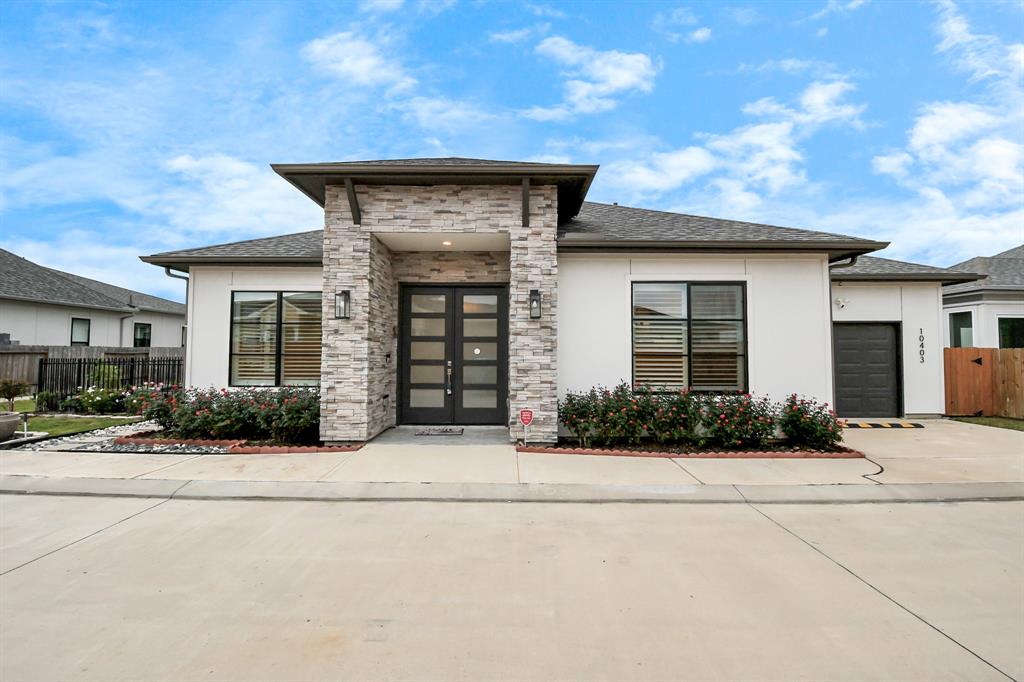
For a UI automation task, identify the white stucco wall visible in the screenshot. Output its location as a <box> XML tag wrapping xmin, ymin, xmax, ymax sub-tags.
<box><xmin>942</xmin><ymin>300</ymin><xmax>1024</xmax><ymax>348</ymax></box>
<box><xmin>831</xmin><ymin>281</ymin><xmax>945</xmax><ymax>416</ymax></box>
<box><xmin>186</xmin><ymin>266</ymin><xmax>323</xmax><ymax>388</ymax></box>
<box><xmin>0</xmin><ymin>299</ymin><xmax>183</xmax><ymax>347</ymax></box>
<box><xmin>557</xmin><ymin>254</ymin><xmax>835</xmax><ymax>405</ymax></box>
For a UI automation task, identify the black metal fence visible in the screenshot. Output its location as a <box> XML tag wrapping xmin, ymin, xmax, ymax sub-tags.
<box><xmin>36</xmin><ymin>357</ymin><xmax>184</xmax><ymax>399</ymax></box>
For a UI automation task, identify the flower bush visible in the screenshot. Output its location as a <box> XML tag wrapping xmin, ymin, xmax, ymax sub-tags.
<box><xmin>558</xmin><ymin>384</ymin><xmax>843</xmax><ymax>451</ymax></box>
<box><xmin>125</xmin><ymin>385</ymin><xmax>321</xmax><ymax>444</ymax></box>
<box><xmin>75</xmin><ymin>387</ymin><xmax>127</xmax><ymax>414</ymax></box>
<box><xmin>701</xmin><ymin>394</ymin><xmax>777</xmax><ymax>448</ymax></box>
<box><xmin>779</xmin><ymin>394</ymin><xmax>844</xmax><ymax>450</ymax></box>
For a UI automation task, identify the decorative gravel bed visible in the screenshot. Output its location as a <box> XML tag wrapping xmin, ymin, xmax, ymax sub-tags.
<box><xmin>517</xmin><ymin>444</ymin><xmax>864</xmax><ymax>459</ymax></box>
<box><xmin>15</xmin><ymin>420</ymin><xmax>173</xmax><ymax>452</ymax></box>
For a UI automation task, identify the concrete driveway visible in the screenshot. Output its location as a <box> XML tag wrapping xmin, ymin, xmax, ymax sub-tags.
<box><xmin>1</xmin><ymin>494</ymin><xmax>1020</xmax><ymax>681</ymax></box>
<box><xmin>843</xmin><ymin>419</ymin><xmax>1024</xmax><ymax>484</ymax></box>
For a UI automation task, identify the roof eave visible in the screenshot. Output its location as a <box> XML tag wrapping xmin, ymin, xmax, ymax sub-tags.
<box><xmin>556</xmin><ymin>238</ymin><xmax>888</xmax><ymax>260</ymax></box>
<box><xmin>140</xmin><ymin>255</ymin><xmax>322</xmax><ymax>272</ymax></box>
<box><xmin>832</xmin><ymin>273</ymin><xmax>982</xmax><ymax>283</ymax></box>
<box><xmin>0</xmin><ymin>293</ymin><xmax>133</xmax><ymax>313</ymax></box>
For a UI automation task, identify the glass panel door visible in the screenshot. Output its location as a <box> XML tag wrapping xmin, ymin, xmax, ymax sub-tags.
<box><xmin>400</xmin><ymin>285</ymin><xmax>507</xmax><ymax>425</ymax></box>
<box><xmin>454</xmin><ymin>288</ymin><xmax>507</xmax><ymax>425</ymax></box>
<box><xmin>401</xmin><ymin>287</ymin><xmax>454</xmax><ymax>424</ymax></box>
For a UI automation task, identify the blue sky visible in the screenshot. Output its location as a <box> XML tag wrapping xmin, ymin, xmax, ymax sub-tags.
<box><xmin>1</xmin><ymin>0</ymin><xmax>1021</xmax><ymax>303</ymax></box>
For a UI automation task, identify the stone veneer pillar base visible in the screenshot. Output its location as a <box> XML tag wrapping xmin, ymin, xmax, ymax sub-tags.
<box><xmin>319</xmin><ymin>184</ymin><xmax>559</xmax><ymax>444</ymax></box>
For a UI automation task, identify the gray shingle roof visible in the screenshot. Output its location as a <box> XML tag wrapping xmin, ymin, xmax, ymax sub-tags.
<box><xmin>142</xmin><ymin>203</ymin><xmax>892</xmax><ymax>269</ymax></box>
<box><xmin>0</xmin><ymin>248</ymin><xmax>185</xmax><ymax>314</ymax></box>
<box><xmin>829</xmin><ymin>255</ymin><xmax>981</xmax><ymax>282</ymax></box>
<box><xmin>945</xmin><ymin>244</ymin><xmax>1024</xmax><ymax>293</ymax></box>
<box><xmin>46</xmin><ymin>269</ymin><xmax>185</xmax><ymax>314</ymax></box>
<box><xmin>563</xmin><ymin>202</ymin><xmax>885</xmax><ymax>248</ymax></box>
<box><xmin>142</xmin><ymin>230</ymin><xmax>324</xmax><ymax>267</ymax></box>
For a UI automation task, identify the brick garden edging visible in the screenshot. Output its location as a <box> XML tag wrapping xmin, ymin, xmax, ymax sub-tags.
<box><xmin>516</xmin><ymin>445</ymin><xmax>864</xmax><ymax>459</ymax></box>
<box><xmin>113</xmin><ymin>435</ymin><xmax>363</xmax><ymax>454</ymax></box>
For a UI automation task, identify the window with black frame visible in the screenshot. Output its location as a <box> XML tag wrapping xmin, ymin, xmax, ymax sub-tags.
<box><xmin>229</xmin><ymin>291</ymin><xmax>322</xmax><ymax>386</ymax></box>
<box><xmin>70</xmin><ymin>317</ymin><xmax>90</xmax><ymax>346</ymax></box>
<box><xmin>632</xmin><ymin>282</ymin><xmax>747</xmax><ymax>392</ymax></box>
<box><xmin>133</xmin><ymin>323</ymin><xmax>152</xmax><ymax>348</ymax></box>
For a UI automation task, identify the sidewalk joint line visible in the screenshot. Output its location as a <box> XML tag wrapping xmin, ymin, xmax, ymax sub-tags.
<box><xmin>130</xmin><ymin>455</ymin><xmax>203</xmax><ymax>480</ymax></box>
<box><xmin>669</xmin><ymin>458</ymin><xmax>704</xmax><ymax>484</ymax></box>
<box><xmin>744</xmin><ymin>498</ymin><xmax>1016</xmax><ymax>682</ymax></box>
<box><xmin>0</xmin><ymin>493</ymin><xmax>179</xmax><ymax>577</ymax></box>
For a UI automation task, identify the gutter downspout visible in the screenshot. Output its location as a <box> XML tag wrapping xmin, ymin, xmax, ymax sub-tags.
<box><xmin>164</xmin><ymin>267</ymin><xmax>190</xmax><ymax>383</ymax></box>
<box><xmin>825</xmin><ymin>256</ymin><xmax>859</xmax><ymax>418</ymax></box>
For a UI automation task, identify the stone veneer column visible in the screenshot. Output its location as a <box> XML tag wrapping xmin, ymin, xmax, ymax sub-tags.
<box><xmin>508</xmin><ymin>189</ymin><xmax>559</xmax><ymax>443</ymax></box>
<box><xmin>320</xmin><ymin>183</ymin><xmax>559</xmax><ymax>443</ymax></box>
<box><xmin>320</xmin><ymin>185</ymin><xmax>372</xmax><ymax>442</ymax></box>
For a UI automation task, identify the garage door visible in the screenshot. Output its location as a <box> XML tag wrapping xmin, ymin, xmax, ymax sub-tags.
<box><xmin>833</xmin><ymin>323</ymin><xmax>901</xmax><ymax>418</ymax></box>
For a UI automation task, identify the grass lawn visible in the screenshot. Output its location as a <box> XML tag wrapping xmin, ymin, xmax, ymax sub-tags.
<box><xmin>953</xmin><ymin>416</ymin><xmax>1024</xmax><ymax>432</ymax></box>
<box><xmin>27</xmin><ymin>416</ymin><xmax>140</xmax><ymax>438</ymax></box>
<box><xmin>10</xmin><ymin>398</ymin><xmax>35</xmax><ymax>412</ymax></box>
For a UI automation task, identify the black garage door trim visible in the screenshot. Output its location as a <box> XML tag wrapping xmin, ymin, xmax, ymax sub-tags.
<box><xmin>833</xmin><ymin>322</ymin><xmax>903</xmax><ymax>418</ymax></box>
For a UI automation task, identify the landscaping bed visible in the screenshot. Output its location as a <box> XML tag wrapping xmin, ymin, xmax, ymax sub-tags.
<box><xmin>518</xmin><ymin>442</ymin><xmax>863</xmax><ymax>458</ymax></box>
<box><xmin>112</xmin><ymin>433</ymin><xmax>362</xmax><ymax>454</ymax></box>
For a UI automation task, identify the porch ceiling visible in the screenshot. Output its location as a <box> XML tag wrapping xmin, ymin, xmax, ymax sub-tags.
<box><xmin>374</xmin><ymin>232</ymin><xmax>511</xmax><ymax>252</ymax></box>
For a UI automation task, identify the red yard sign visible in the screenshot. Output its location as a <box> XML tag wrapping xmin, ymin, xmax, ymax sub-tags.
<box><xmin>519</xmin><ymin>409</ymin><xmax>534</xmax><ymax>427</ymax></box>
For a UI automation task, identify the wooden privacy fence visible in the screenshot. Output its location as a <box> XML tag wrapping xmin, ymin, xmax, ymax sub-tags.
<box><xmin>0</xmin><ymin>346</ymin><xmax>184</xmax><ymax>389</ymax></box>
<box><xmin>36</xmin><ymin>356</ymin><xmax>184</xmax><ymax>399</ymax></box>
<box><xmin>944</xmin><ymin>348</ymin><xmax>1024</xmax><ymax>419</ymax></box>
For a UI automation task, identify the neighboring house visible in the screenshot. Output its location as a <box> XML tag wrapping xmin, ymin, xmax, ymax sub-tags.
<box><xmin>0</xmin><ymin>248</ymin><xmax>186</xmax><ymax>348</ymax></box>
<box><xmin>942</xmin><ymin>245</ymin><xmax>1024</xmax><ymax>349</ymax></box>
<box><xmin>141</xmin><ymin>158</ymin><xmax>980</xmax><ymax>442</ymax></box>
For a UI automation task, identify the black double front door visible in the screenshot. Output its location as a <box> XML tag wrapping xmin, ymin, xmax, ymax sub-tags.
<box><xmin>399</xmin><ymin>286</ymin><xmax>508</xmax><ymax>425</ymax></box>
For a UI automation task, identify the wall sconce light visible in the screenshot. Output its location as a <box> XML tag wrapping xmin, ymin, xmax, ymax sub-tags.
<box><xmin>529</xmin><ymin>289</ymin><xmax>542</xmax><ymax>319</ymax></box>
<box><xmin>335</xmin><ymin>290</ymin><xmax>351</xmax><ymax>319</ymax></box>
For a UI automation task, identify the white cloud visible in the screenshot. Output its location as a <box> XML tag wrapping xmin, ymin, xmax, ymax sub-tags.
<box><xmin>358</xmin><ymin>0</ymin><xmax>404</xmax><ymax>13</ymax></box>
<box><xmin>523</xmin><ymin>36</ymin><xmax>658</xmax><ymax>120</ymax></box>
<box><xmin>603</xmin><ymin>77</ymin><xmax>867</xmax><ymax>205</ymax></box>
<box><xmin>395</xmin><ymin>96</ymin><xmax>496</xmax><ymax>133</ymax></box>
<box><xmin>872</xmin><ymin>151</ymin><xmax>913</xmax><ymax>178</ymax></box>
<box><xmin>652</xmin><ymin>7</ymin><xmax>700</xmax><ymax>42</ymax></box>
<box><xmin>725</xmin><ymin>7</ymin><xmax>759</xmax><ymax>25</ymax></box>
<box><xmin>738</xmin><ymin>58</ymin><xmax>840</xmax><ymax>78</ymax></box>
<box><xmin>816</xmin><ymin>27</ymin><xmax>829</xmax><ymax>38</ymax></box>
<box><xmin>525</xmin><ymin>4</ymin><xmax>566</xmax><ymax>19</ymax></box>
<box><xmin>686</xmin><ymin>27</ymin><xmax>712</xmax><ymax>44</ymax></box>
<box><xmin>489</xmin><ymin>23</ymin><xmax>549</xmax><ymax>44</ymax></box>
<box><xmin>806</xmin><ymin>0</ymin><xmax>868</xmax><ymax>22</ymax></box>
<box><xmin>302</xmin><ymin>31</ymin><xmax>416</xmax><ymax>92</ymax></box>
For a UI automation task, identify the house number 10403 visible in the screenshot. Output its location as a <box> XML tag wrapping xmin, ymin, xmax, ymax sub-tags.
<box><xmin>919</xmin><ymin>328</ymin><xmax>925</xmax><ymax>363</ymax></box>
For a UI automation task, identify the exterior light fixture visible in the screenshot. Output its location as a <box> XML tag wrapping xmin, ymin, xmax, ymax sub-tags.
<box><xmin>529</xmin><ymin>289</ymin><xmax>542</xmax><ymax>319</ymax></box>
<box><xmin>335</xmin><ymin>290</ymin><xmax>351</xmax><ymax>319</ymax></box>
<box><xmin>441</xmin><ymin>240</ymin><xmax>453</xmax><ymax>246</ymax></box>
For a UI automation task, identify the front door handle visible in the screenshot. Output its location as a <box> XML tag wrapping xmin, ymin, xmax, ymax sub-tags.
<box><xmin>446</xmin><ymin>360</ymin><xmax>453</xmax><ymax>395</ymax></box>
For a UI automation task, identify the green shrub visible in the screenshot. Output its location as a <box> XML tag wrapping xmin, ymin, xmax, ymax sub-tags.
<box><xmin>75</xmin><ymin>387</ymin><xmax>127</xmax><ymax>414</ymax></box>
<box><xmin>0</xmin><ymin>379</ymin><xmax>29</xmax><ymax>411</ymax></box>
<box><xmin>590</xmin><ymin>382</ymin><xmax>647</xmax><ymax>446</ymax></box>
<box><xmin>35</xmin><ymin>391</ymin><xmax>60</xmax><ymax>412</ymax></box>
<box><xmin>125</xmin><ymin>383</ymin><xmax>178</xmax><ymax>429</ymax></box>
<box><xmin>780</xmin><ymin>394</ymin><xmax>844</xmax><ymax>450</ymax></box>
<box><xmin>640</xmin><ymin>387</ymin><xmax>704</xmax><ymax>445</ymax></box>
<box><xmin>702</xmin><ymin>394</ymin><xmax>777</xmax><ymax>449</ymax></box>
<box><xmin>557</xmin><ymin>387</ymin><xmax>600</xmax><ymax>447</ymax></box>
<box><xmin>127</xmin><ymin>386</ymin><xmax>321</xmax><ymax>444</ymax></box>
<box><xmin>87</xmin><ymin>363</ymin><xmax>122</xmax><ymax>389</ymax></box>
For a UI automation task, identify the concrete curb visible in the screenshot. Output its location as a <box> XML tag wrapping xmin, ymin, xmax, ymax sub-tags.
<box><xmin>1</xmin><ymin>475</ymin><xmax>1021</xmax><ymax>504</ymax></box>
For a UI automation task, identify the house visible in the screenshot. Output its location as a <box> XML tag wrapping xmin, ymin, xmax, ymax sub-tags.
<box><xmin>942</xmin><ymin>245</ymin><xmax>1024</xmax><ymax>349</ymax></box>
<box><xmin>0</xmin><ymin>248</ymin><xmax>186</xmax><ymax>348</ymax></box>
<box><xmin>141</xmin><ymin>158</ymin><xmax>980</xmax><ymax>442</ymax></box>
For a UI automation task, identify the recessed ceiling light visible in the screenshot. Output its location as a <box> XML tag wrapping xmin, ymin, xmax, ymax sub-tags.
<box><xmin>441</xmin><ymin>240</ymin><xmax>453</xmax><ymax>246</ymax></box>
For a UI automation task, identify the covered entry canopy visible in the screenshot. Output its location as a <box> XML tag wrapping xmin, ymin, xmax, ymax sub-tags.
<box><xmin>271</xmin><ymin>157</ymin><xmax>599</xmax><ymax>225</ymax></box>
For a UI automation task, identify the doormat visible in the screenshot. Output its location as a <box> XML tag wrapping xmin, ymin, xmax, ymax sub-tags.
<box><xmin>415</xmin><ymin>427</ymin><xmax>464</xmax><ymax>436</ymax></box>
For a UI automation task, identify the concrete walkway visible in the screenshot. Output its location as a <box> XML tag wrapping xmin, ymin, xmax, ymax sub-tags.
<box><xmin>1</xmin><ymin>419</ymin><xmax>1020</xmax><ymax>505</ymax></box>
